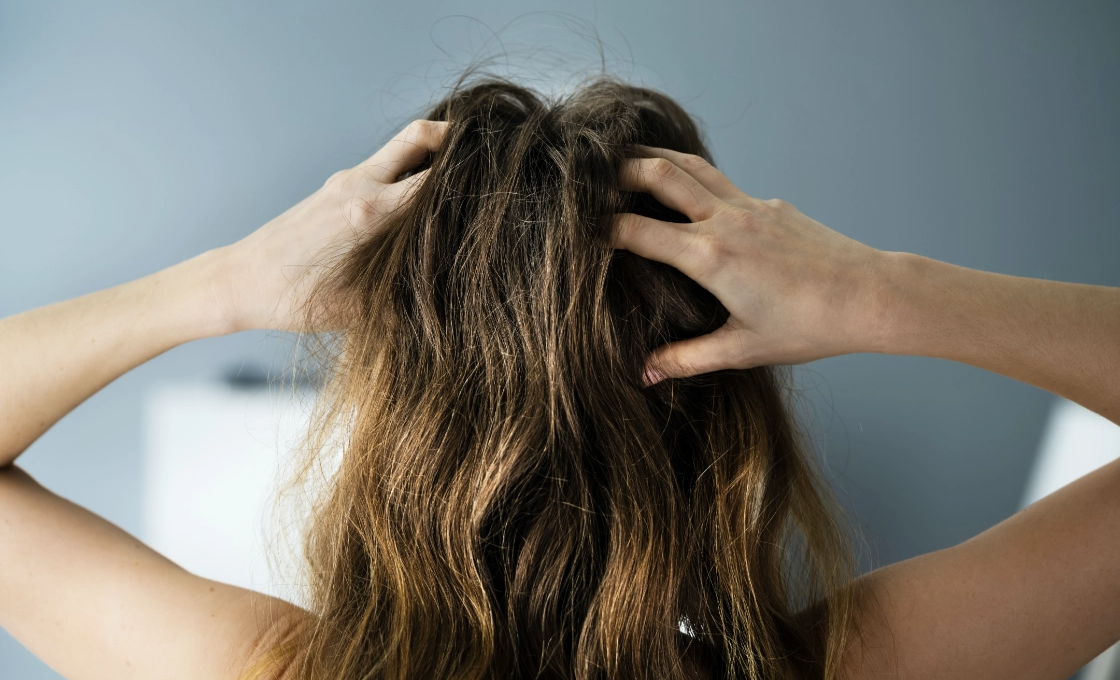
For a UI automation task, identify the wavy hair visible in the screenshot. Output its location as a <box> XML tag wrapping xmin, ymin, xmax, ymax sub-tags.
<box><xmin>260</xmin><ymin>74</ymin><xmax>858</xmax><ymax>680</ymax></box>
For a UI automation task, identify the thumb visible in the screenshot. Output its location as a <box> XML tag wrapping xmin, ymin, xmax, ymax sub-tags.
<box><xmin>381</xmin><ymin>167</ymin><xmax>430</xmax><ymax>205</ymax></box>
<box><xmin>642</xmin><ymin>326</ymin><xmax>743</xmax><ymax>386</ymax></box>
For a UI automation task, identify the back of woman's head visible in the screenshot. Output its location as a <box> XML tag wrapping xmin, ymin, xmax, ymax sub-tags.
<box><xmin>281</xmin><ymin>74</ymin><xmax>856</xmax><ymax>680</ymax></box>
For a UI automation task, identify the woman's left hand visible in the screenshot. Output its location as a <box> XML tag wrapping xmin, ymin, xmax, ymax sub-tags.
<box><xmin>215</xmin><ymin>119</ymin><xmax>447</xmax><ymax>332</ymax></box>
<box><xmin>612</xmin><ymin>145</ymin><xmax>889</xmax><ymax>382</ymax></box>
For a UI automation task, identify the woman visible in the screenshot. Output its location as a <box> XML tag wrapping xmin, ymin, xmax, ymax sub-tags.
<box><xmin>0</xmin><ymin>75</ymin><xmax>1117</xmax><ymax>680</ymax></box>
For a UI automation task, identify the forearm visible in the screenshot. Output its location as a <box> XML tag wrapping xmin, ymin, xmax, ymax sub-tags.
<box><xmin>841</xmin><ymin>253</ymin><xmax>1120</xmax><ymax>680</ymax></box>
<box><xmin>0</xmin><ymin>248</ymin><xmax>234</xmax><ymax>466</ymax></box>
<box><xmin>878</xmin><ymin>252</ymin><xmax>1120</xmax><ymax>425</ymax></box>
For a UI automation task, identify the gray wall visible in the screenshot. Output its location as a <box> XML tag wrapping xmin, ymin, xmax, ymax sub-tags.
<box><xmin>2</xmin><ymin>1</ymin><xmax>1117</xmax><ymax>676</ymax></box>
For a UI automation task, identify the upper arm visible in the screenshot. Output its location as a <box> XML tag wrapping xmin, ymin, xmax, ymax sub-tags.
<box><xmin>0</xmin><ymin>465</ymin><xmax>305</xmax><ymax>680</ymax></box>
<box><xmin>841</xmin><ymin>455</ymin><xmax>1120</xmax><ymax>680</ymax></box>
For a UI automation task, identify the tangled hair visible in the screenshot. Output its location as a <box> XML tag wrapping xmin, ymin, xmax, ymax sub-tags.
<box><xmin>264</xmin><ymin>74</ymin><xmax>858</xmax><ymax>680</ymax></box>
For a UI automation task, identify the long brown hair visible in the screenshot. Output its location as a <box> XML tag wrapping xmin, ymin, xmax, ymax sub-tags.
<box><xmin>265</xmin><ymin>73</ymin><xmax>857</xmax><ymax>680</ymax></box>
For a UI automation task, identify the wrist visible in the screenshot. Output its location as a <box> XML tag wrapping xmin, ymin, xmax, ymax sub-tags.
<box><xmin>160</xmin><ymin>247</ymin><xmax>245</xmax><ymax>339</ymax></box>
<box><xmin>865</xmin><ymin>250</ymin><xmax>929</xmax><ymax>356</ymax></box>
<box><xmin>871</xmin><ymin>250</ymin><xmax>985</xmax><ymax>359</ymax></box>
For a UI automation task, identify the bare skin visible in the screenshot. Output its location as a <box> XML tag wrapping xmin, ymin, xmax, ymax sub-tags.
<box><xmin>614</xmin><ymin>147</ymin><xmax>1120</xmax><ymax>680</ymax></box>
<box><xmin>0</xmin><ymin>124</ymin><xmax>1117</xmax><ymax>680</ymax></box>
<box><xmin>0</xmin><ymin>119</ymin><xmax>447</xmax><ymax>680</ymax></box>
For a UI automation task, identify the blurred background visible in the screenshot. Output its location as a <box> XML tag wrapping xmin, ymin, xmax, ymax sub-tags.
<box><xmin>2</xmin><ymin>1</ymin><xmax>1118</xmax><ymax>677</ymax></box>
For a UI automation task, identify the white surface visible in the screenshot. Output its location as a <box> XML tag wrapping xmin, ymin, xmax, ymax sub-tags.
<box><xmin>143</xmin><ymin>381</ymin><xmax>316</xmax><ymax>606</ymax></box>
<box><xmin>1021</xmin><ymin>398</ymin><xmax>1120</xmax><ymax>508</ymax></box>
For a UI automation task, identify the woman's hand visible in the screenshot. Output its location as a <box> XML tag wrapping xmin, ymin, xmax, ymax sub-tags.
<box><xmin>216</xmin><ymin>119</ymin><xmax>448</xmax><ymax>332</ymax></box>
<box><xmin>613</xmin><ymin>146</ymin><xmax>892</xmax><ymax>383</ymax></box>
<box><xmin>0</xmin><ymin>120</ymin><xmax>448</xmax><ymax>680</ymax></box>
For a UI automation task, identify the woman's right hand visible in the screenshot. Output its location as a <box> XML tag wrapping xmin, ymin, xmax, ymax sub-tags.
<box><xmin>216</xmin><ymin>119</ymin><xmax>447</xmax><ymax>333</ymax></box>
<box><xmin>612</xmin><ymin>146</ymin><xmax>895</xmax><ymax>384</ymax></box>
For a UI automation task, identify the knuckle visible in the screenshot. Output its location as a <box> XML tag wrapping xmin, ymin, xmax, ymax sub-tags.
<box><xmin>341</xmin><ymin>196</ymin><xmax>375</xmax><ymax>222</ymax></box>
<box><xmin>701</xmin><ymin>233</ymin><xmax>731</xmax><ymax>263</ymax></box>
<box><xmin>764</xmin><ymin>198</ymin><xmax>791</xmax><ymax>212</ymax></box>
<box><xmin>683</xmin><ymin>230</ymin><xmax>719</xmax><ymax>266</ymax></box>
<box><xmin>323</xmin><ymin>169</ymin><xmax>348</xmax><ymax>188</ymax></box>
<box><xmin>680</xmin><ymin>153</ymin><xmax>710</xmax><ymax>171</ymax></box>
<box><xmin>726</xmin><ymin>206</ymin><xmax>757</xmax><ymax>230</ymax></box>
<box><xmin>407</xmin><ymin>119</ymin><xmax>440</xmax><ymax>144</ymax></box>
<box><xmin>647</xmin><ymin>156</ymin><xmax>677</xmax><ymax>178</ymax></box>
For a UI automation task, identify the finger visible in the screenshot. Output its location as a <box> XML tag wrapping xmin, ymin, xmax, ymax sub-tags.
<box><xmin>612</xmin><ymin>213</ymin><xmax>710</xmax><ymax>280</ymax></box>
<box><xmin>344</xmin><ymin>168</ymin><xmax>430</xmax><ymax>225</ymax></box>
<box><xmin>337</xmin><ymin>168</ymin><xmax>430</xmax><ymax>229</ymax></box>
<box><xmin>642</xmin><ymin>327</ymin><xmax>745</xmax><ymax>385</ymax></box>
<box><xmin>633</xmin><ymin>145</ymin><xmax>750</xmax><ymax>203</ymax></box>
<box><xmin>378</xmin><ymin>167</ymin><xmax>429</xmax><ymax>205</ymax></box>
<box><xmin>620</xmin><ymin>157</ymin><xmax>718</xmax><ymax>222</ymax></box>
<box><xmin>357</xmin><ymin>120</ymin><xmax>449</xmax><ymax>183</ymax></box>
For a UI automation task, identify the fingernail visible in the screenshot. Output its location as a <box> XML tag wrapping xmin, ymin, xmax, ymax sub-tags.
<box><xmin>641</xmin><ymin>366</ymin><xmax>664</xmax><ymax>387</ymax></box>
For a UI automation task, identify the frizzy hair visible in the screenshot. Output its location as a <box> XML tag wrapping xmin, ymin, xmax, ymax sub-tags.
<box><xmin>261</xmin><ymin>73</ymin><xmax>859</xmax><ymax>680</ymax></box>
